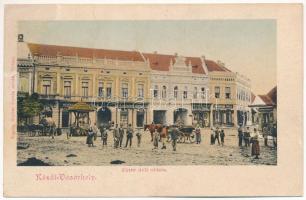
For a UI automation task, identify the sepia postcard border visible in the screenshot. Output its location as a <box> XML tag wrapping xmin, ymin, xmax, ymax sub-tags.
<box><xmin>3</xmin><ymin>4</ymin><xmax>303</xmax><ymax>197</ymax></box>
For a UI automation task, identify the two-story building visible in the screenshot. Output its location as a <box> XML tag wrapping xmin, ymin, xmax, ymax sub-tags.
<box><xmin>17</xmin><ymin>35</ymin><xmax>151</xmax><ymax>129</ymax></box>
<box><xmin>144</xmin><ymin>52</ymin><xmax>210</xmax><ymax>127</ymax></box>
<box><xmin>206</xmin><ymin>60</ymin><xmax>252</xmax><ymax>128</ymax></box>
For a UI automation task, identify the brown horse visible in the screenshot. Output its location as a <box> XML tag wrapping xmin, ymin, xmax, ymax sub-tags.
<box><xmin>144</xmin><ymin>124</ymin><xmax>164</xmax><ymax>141</ymax></box>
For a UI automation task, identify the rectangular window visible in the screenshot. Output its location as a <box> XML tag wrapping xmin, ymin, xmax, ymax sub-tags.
<box><xmin>215</xmin><ymin>86</ymin><xmax>220</xmax><ymax>98</ymax></box>
<box><xmin>42</xmin><ymin>80</ymin><xmax>51</xmax><ymax>95</ymax></box>
<box><xmin>162</xmin><ymin>86</ymin><xmax>167</xmax><ymax>99</ymax></box>
<box><xmin>122</xmin><ymin>83</ymin><xmax>128</xmax><ymax>98</ymax></box>
<box><xmin>153</xmin><ymin>85</ymin><xmax>159</xmax><ymax>98</ymax></box>
<box><xmin>98</xmin><ymin>82</ymin><xmax>104</xmax><ymax>97</ymax></box>
<box><xmin>193</xmin><ymin>87</ymin><xmax>197</xmax><ymax>99</ymax></box>
<box><xmin>106</xmin><ymin>83</ymin><xmax>112</xmax><ymax>98</ymax></box>
<box><xmin>64</xmin><ymin>81</ymin><xmax>71</xmax><ymax>97</ymax></box>
<box><xmin>82</xmin><ymin>81</ymin><xmax>89</xmax><ymax>97</ymax></box>
<box><xmin>225</xmin><ymin>87</ymin><xmax>231</xmax><ymax>99</ymax></box>
<box><xmin>137</xmin><ymin>84</ymin><xmax>144</xmax><ymax>98</ymax></box>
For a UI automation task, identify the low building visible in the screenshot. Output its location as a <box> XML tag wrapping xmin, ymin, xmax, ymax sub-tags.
<box><xmin>250</xmin><ymin>86</ymin><xmax>277</xmax><ymax>130</ymax></box>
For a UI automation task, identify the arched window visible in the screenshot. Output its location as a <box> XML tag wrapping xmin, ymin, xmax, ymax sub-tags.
<box><xmin>174</xmin><ymin>86</ymin><xmax>178</xmax><ymax>99</ymax></box>
<box><xmin>183</xmin><ymin>86</ymin><xmax>188</xmax><ymax>99</ymax></box>
<box><xmin>162</xmin><ymin>86</ymin><xmax>167</xmax><ymax>99</ymax></box>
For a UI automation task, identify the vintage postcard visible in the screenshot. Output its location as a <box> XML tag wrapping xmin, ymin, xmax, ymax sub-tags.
<box><xmin>3</xmin><ymin>4</ymin><xmax>303</xmax><ymax>197</ymax></box>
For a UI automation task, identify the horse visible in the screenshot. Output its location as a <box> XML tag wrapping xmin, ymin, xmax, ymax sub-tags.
<box><xmin>40</xmin><ymin>117</ymin><xmax>57</xmax><ymax>138</ymax></box>
<box><xmin>144</xmin><ymin>124</ymin><xmax>163</xmax><ymax>142</ymax></box>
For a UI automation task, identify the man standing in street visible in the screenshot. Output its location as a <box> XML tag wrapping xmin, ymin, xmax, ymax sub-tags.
<box><xmin>238</xmin><ymin>125</ymin><xmax>243</xmax><ymax>147</ymax></box>
<box><xmin>125</xmin><ymin>124</ymin><xmax>133</xmax><ymax>148</ymax></box>
<box><xmin>119</xmin><ymin>124</ymin><xmax>125</xmax><ymax>148</ymax></box>
<box><xmin>220</xmin><ymin>129</ymin><xmax>225</xmax><ymax>146</ymax></box>
<box><xmin>101</xmin><ymin>127</ymin><xmax>108</xmax><ymax>147</ymax></box>
<box><xmin>263</xmin><ymin>126</ymin><xmax>268</xmax><ymax>146</ymax></box>
<box><xmin>170</xmin><ymin>126</ymin><xmax>179</xmax><ymax>151</ymax></box>
<box><xmin>244</xmin><ymin>127</ymin><xmax>251</xmax><ymax>147</ymax></box>
<box><xmin>113</xmin><ymin>124</ymin><xmax>120</xmax><ymax>149</ymax></box>
<box><xmin>136</xmin><ymin>128</ymin><xmax>142</xmax><ymax>147</ymax></box>
<box><xmin>160</xmin><ymin>126</ymin><xmax>167</xmax><ymax>149</ymax></box>
<box><xmin>153</xmin><ymin>128</ymin><xmax>159</xmax><ymax>149</ymax></box>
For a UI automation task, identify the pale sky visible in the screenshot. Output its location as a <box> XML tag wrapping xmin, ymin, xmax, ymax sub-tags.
<box><xmin>19</xmin><ymin>20</ymin><xmax>276</xmax><ymax>95</ymax></box>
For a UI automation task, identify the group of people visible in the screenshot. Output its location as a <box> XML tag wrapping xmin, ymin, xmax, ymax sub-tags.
<box><xmin>238</xmin><ymin>126</ymin><xmax>260</xmax><ymax>159</ymax></box>
<box><xmin>262</xmin><ymin>124</ymin><xmax>277</xmax><ymax>148</ymax></box>
<box><xmin>210</xmin><ymin>127</ymin><xmax>225</xmax><ymax>146</ymax></box>
<box><xmin>86</xmin><ymin>123</ymin><xmax>143</xmax><ymax>149</ymax></box>
<box><xmin>151</xmin><ymin>126</ymin><xmax>180</xmax><ymax>151</ymax></box>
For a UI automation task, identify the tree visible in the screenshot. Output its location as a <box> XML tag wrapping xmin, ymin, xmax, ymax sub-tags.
<box><xmin>17</xmin><ymin>93</ymin><xmax>43</xmax><ymax>125</ymax></box>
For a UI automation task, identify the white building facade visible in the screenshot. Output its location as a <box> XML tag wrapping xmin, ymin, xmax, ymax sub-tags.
<box><xmin>144</xmin><ymin>53</ymin><xmax>210</xmax><ymax>127</ymax></box>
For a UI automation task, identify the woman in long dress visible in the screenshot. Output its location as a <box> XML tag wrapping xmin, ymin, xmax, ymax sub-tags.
<box><xmin>86</xmin><ymin>128</ymin><xmax>94</xmax><ymax>147</ymax></box>
<box><xmin>210</xmin><ymin>128</ymin><xmax>215</xmax><ymax>145</ymax></box>
<box><xmin>251</xmin><ymin>128</ymin><xmax>260</xmax><ymax>159</ymax></box>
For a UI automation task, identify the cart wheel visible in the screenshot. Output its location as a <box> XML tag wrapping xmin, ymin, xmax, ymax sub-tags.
<box><xmin>189</xmin><ymin>134</ymin><xmax>195</xmax><ymax>143</ymax></box>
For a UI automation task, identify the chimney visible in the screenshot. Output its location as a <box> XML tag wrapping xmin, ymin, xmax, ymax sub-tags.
<box><xmin>18</xmin><ymin>34</ymin><xmax>24</xmax><ymax>42</ymax></box>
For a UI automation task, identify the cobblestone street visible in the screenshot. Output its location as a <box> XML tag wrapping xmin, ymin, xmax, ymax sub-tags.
<box><xmin>17</xmin><ymin>128</ymin><xmax>277</xmax><ymax>166</ymax></box>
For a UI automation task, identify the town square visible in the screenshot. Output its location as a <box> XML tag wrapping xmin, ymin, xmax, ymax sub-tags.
<box><xmin>16</xmin><ymin>21</ymin><xmax>277</xmax><ymax>166</ymax></box>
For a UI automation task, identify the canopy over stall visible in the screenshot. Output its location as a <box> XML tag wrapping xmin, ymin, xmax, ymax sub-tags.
<box><xmin>67</xmin><ymin>102</ymin><xmax>95</xmax><ymax>135</ymax></box>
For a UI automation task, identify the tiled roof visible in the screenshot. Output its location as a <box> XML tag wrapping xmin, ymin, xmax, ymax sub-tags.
<box><xmin>258</xmin><ymin>95</ymin><xmax>274</xmax><ymax>105</ymax></box>
<box><xmin>186</xmin><ymin>57</ymin><xmax>205</xmax><ymax>74</ymax></box>
<box><xmin>27</xmin><ymin>43</ymin><xmax>218</xmax><ymax>75</ymax></box>
<box><xmin>143</xmin><ymin>53</ymin><xmax>206</xmax><ymax>74</ymax></box>
<box><xmin>205</xmin><ymin>60</ymin><xmax>232</xmax><ymax>72</ymax></box>
<box><xmin>267</xmin><ymin>86</ymin><xmax>277</xmax><ymax>104</ymax></box>
<box><xmin>143</xmin><ymin>53</ymin><xmax>175</xmax><ymax>72</ymax></box>
<box><xmin>27</xmin><ymin>43</ymin><xmax>145</xmax><ymax>62</ymax></box>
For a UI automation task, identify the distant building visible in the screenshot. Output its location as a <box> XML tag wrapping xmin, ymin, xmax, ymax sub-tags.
<box><xmin>250</xmin><ymin>86</ymin><xmax>277</xmax><ymax>130</ymax></box>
